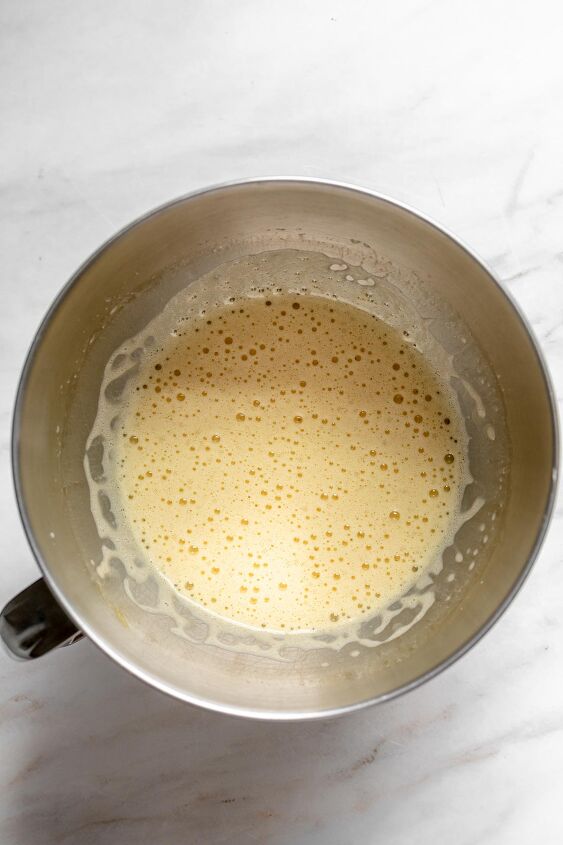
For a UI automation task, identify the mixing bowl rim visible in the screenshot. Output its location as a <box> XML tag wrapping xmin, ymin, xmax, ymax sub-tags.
<box><xmin>11</xmin><ymin>177</ymin><xmax>559</xmax><ymax>720</ymax></box>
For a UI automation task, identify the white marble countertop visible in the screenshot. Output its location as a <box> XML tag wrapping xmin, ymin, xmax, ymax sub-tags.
<box><xmin>1</xmin><ymin>1</ymin><xmax>562</xmax><ymax>842</ymax></box>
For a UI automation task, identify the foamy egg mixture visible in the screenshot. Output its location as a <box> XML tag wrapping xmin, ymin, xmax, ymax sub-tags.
<box><xmin>106</xmin><ymin>287</ymin><xmax>467</xmax><ymax>633</ymax></box>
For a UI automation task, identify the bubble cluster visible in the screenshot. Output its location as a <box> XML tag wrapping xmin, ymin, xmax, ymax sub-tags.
<box><xmin>116</xmin><ymin>294</ymin><xmax>465</xmax><ymax>632</ymax></box>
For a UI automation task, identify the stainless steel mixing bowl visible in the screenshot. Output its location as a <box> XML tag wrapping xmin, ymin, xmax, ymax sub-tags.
<box><xmin>1</xmin><ymin>179</ymin><xmax>558</xmax><ymax>719</ymax></box>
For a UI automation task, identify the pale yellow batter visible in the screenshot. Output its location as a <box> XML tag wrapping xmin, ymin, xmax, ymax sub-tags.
<box><xmin>116</xmin><ymin>294</ymin><xmax>465</xmax><ymax>632</ymax></box>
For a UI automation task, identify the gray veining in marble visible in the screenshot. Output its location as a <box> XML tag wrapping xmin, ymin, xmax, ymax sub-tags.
<box><xmin>1</xmin><ymin>1</ymin><xmax>562</xmax><ymax>843</ymax></box>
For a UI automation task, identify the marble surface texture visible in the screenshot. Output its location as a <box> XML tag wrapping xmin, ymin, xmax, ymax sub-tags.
<box><xmin>1</xmin><ymin>1</ymin><xmax>562</xmax><ymax>843</ymax></box>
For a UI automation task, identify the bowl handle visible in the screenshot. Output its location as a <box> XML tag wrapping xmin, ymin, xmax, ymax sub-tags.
<box><xmin>0</xmin><ymin>578</ymin><xmax>83</xmax><ymax>659</ymax></box>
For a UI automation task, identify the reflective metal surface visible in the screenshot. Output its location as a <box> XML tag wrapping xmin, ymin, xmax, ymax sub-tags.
<box><xmin>0</xmin><ymin>579</ymin><xmax>82</xmax><ymax>660</ymax></box>
<box><xmin>5</xmin><ymin>179</ymin><xmax>558</xmax><ymax>719</ymax></box>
